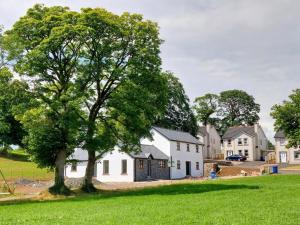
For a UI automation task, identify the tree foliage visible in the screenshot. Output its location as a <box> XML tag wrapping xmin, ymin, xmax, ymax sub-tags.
<box><xmin>271</xmin><ymin>89</ymin><xmax>300</xmax><ymax>148</ymax></box>
<box><xmin>74</xmin><ymin>8</ymin><xmax>168</xmax><ymax>191</ymax></box>
<box><xmin>193</xmin><ymin>90</ymin><xmax>260</xmax><ymax>135</ymax></box>
<box><xmin>4</xmin><ymin>5</ymin><xmax>85</xmax><ymax>193</ymax></box>
<box><xmin>155</xmin><ymin>71</ymin><xmax>198</xmax><ymax>136</ymax></box>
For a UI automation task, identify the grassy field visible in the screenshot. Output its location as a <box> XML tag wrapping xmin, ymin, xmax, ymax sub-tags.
<box><xmin>0</xmin><ymin>157</ymin><xmax>53</xmax><ymax>181</ymax></box>
<box><xmin>0</xmin><ymin>175</ymin><xmax>300</xmax><ymax>225</ymax></box>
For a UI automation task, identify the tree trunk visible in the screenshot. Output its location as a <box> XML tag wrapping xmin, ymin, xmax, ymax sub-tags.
<box><xmin>82</xmin><ymin>150</ymin><xmax>97</xmax><ymax>192</ymax></box>
<box><xmin>49</xmin><ymin>150</ymin><xmax>70</xmax><ymax>195</ymax></box>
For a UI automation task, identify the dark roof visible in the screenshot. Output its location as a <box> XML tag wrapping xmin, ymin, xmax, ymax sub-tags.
<box><xmin>223</xmin><ymin>126</ymin><xmax>256</xmax><ymax>139</ymax></box>
<box><xmin>130</xmin><ymin>144</ymin><xmax>169</xmax><ymax>160</ymax></box>
<box><xmin>274</xmin><ymin>130</ymin><xmax>285</xmax><ymax>138</ymax></box>
<box><xmin>198</xmin><ymin>126</ymin><xmax>208</xmax><ymax>136</ymax></box>
<box><xmin>152</xmin><ymin>126</ymin><xmax>201</xmax><ymax>144</ymax></box>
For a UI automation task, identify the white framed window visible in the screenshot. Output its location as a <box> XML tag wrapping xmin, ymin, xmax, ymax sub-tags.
<box><xmin>103</xmin><ymin>160</ymin><xmax>109</xmax><ymax>174</ymax></box>
<box><xmin>227</xmin><ymin>150</ymin><xmax>233</xmax><ymax>156</ymax></box>
<box><xmin>244</xmin><ymin>138</ymin><xmax>248</xmax><ymax>145</ymax></box>
<box><xmin>187</xmin><ymin>144</ymin><xmax>190</xmax><ymax>152</ymax></box>
<box><xmin>238</xmin><ymin>138</ymin><xmax>242</xmax><ymax>145</ymax></box>
<box><xmin>138</xmin><ymin>159</ymin><xmax>144</xmax><ymax>169</ymax></box>
<box><xmin>228</xmin><ymin>139</ymin><xmax>232</xmax><ymax>145</ymax></box>
<box><xmin>71</xmin><ymin>162</ymin><xmax>77</xmax><ymax>172</ymax></box>
<box><xmin>177</xmin><ymin>142</ymin><xmax>180</xmax><ymax>151</ymax></box>
<box><xmin>177</xmin><ymin>160</ymin><xmax>181</xmax><ymax>169</ymax></box>
<box><xmin>244</xmin><ymin>150</ymin><xmax>249</xmax><ymax>157</ymax></box>
<box><xmin>294</xmin><ymin>151</ymin><xmax>300</xmax><ymax>159</ymax></box>
<box><xmin>238</xmin><ymin>150</ymin><xmax>243</xmax><ymax>155</ymax></box>
<box><xmin>280</xmin><ymin>139</ymin><xmax>285</xmax><ymax>145</ymax></box>
<box><xmin>196</xmin><ymin>144</ymin><xmax>199</xmax><ymax>153</ymax></box>
<box><xmin>121</xmin><ymin>160</ymin><xmax>127</xmax><ymax>174</ymax></box>
<box><xmin>196</xmin><ymin>162</ymin><xmax>200</xmax><ymax>170</ymax></box>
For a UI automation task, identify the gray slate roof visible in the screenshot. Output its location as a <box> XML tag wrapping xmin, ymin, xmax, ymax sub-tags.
<box><xmin>274</xmin><ymin>130</ymin><xmax>285</xmax><ymax>138</ymax></box>
<box><xmin>153</xmin><ymin>126</ymin><xmax>201</xmax><ymax>144</ymax></box>
<box><xmin>198</xmin><ymin>126</ymin><xmax>208</xmax><ymax>136</ymax></box>
<box><xmin>130</xmin><ymin>144</ymin><xmax>169</xmax><ymax>160</ymax></box>
<box><xmin>223</xmin><ymin>126</ymin><xmax>256</xmax><ymax>139</ymax></box>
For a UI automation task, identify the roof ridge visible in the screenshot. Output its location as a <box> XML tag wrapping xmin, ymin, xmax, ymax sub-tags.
<box><xmin>152</xmin><ymin>126</ymin><xmax>192</xmax><ymax>135</ymax></box>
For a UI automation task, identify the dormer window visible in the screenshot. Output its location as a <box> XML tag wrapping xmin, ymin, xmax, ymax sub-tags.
<box><xmin>238</xmin><ymin>138</ymin><xmax>242</xmax><ymax>145</ymax></box>
<box><xmin>177</xmin><ymin>142</ymin><xmax>180</xmax><ymax>151</ymax></box>
<box><xmin>228</xmin><ymin>139</ymin><xmax>232</xmax><ymax>145</ymax></box>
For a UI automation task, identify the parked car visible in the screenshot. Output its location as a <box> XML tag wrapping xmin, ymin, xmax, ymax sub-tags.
<box><xmin>226</xmin><ymin>154</ymin><xmax>247</xmax><ymax>161</ymax></box>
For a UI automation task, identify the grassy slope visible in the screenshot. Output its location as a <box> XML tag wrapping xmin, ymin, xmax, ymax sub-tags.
<box><xmin>0</xmin><ymin>157</ymin><xmax>53</xmax><ymax>180</ymax></box>
<box><xmin>0</xmin><ymin>175</ymin><xmax>300</xmax><ymax>225</ymax></box>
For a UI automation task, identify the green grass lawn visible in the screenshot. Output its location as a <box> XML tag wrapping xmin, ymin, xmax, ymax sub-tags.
<box><xmin>0</xmin><ymin>175</ymin><xmax>300</xmax><ymax>225</ymax></box>
<box><xmin>0</xmin><ymin>157</ymin><xmax>53</xmax><ymax>181</ymax></box>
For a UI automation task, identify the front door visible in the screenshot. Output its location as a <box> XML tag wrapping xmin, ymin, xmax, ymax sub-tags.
<box><xmin>186</xmin><ymin>161</ymin><xmax>191</xmax><ymax>176</ymax></box>
<box><xmin>280</xmin><ymin>152</ymin><xmax>287</xmax><ymax>163</ymax></box>
<box><xmin>147</xmin><ymin>160</ymin><xmax>151</xmax><ymax>177</ymax></box>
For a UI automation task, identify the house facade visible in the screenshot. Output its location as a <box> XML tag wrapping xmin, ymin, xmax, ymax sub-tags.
<box><xmin>65</xmin><ymin>126</ymin><xmax>204</xmax><ymax>182</ymax></box>
<box><xmin>274</xmin><ymin>131</ymin><xmax>300</xmax><ymax>164</ymax></box>
<box><xmin>222</xmin><ymin>124</ymin><xmax>268</xmax><ymax>161</ymax></box>
<box><xmin>198</xmin><ymin>124</ymin><xmax>221</xmax><ymax>159</ymax></box>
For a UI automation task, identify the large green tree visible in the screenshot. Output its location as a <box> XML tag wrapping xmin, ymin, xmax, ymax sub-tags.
<box><xmin>155</xmin><ymin>71</ymin><xmax>198</xmax><ymax>136</ymax></box>
<box><xmin>271</xmin><ymin>89</ymin><xmax>300</xmax><ymax>148</ymax></box>
<box><xmin>193</xmin><ymin>90</ymin><xmax>260</xmax><ymax>135</ymax></box>
<box><xmin>218</xmin><ymin>90</ymin><xmax>260</xmax><ymax>134</ymax></box>
<box><xmin>4</xmin><ymin>5</ymin><xmax>85</xmax><ymax>194</ymax></box>
<box><xmin>77</xmin><ymin>8</ymin><xmax>168</xmax><ymax>191</ymax></box>
<box><xmin>193</xmin><ymin>93</ymin><xmax>219</xmax><ymax>126</ymax></box>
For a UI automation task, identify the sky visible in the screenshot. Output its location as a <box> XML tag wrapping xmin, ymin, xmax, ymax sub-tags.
<box><xmin>1</xmin><ymin>0</ymin><xmax>300</xmax><ymax>141</ymax></box>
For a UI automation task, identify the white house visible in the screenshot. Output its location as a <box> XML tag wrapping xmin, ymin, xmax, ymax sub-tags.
<box><xmin>198</xmin><ymin>124</ymin><xmax>221</xmax><ymax>159</ymax></box>
<box><xmin>65</xmin><ymin>126</ymin><xmax>204</xmax><ymax>182</ymax></box>
<box><xmin>274</xmin><ymin>131</ymin><xmax>300</xmax><ymax>164</ymax></box>
<box><xmin>222</xmin><ymin>124</ymin><xmax>268</xmax><ymax>161</ymax></box>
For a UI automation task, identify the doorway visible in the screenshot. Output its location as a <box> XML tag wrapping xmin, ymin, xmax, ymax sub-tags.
<box><xmin>186</xmin><ymin>161</ymin><xmax>191</xmax><ymax>176</ymax></box>
<box><xmin>280</xmin><ymin>152</ymin><xmax>287</xmax><ymax>163</ymax></box>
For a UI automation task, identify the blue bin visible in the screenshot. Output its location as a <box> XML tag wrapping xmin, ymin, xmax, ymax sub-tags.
<box><xmin>272</xmin><ymin>165</ymin><xmax>278</xmax><ymax>174</ymax></box>
<box><xmin>210</xmin><ymin>171</ymin><xmax>217</xmax><ymax>179</ymax></box>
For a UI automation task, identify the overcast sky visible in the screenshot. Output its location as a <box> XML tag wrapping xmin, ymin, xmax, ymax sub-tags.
<box><xmin>1</xmin><ymin>0</ymin><xmax>300</xmax><ymax>141</ymax></box>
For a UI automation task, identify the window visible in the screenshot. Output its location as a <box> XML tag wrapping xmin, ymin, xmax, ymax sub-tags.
<box><xmin>238</xmin><ymin>138</ymin><xmax>242</xmax><ymax>145</ymax></box>
<box><xmin>244</xmin><ymin>150</ymin><xmax>249</xmax><ymax>157</ymax></box>
<box><xmin>103</xmin><ymin>160</ymin><xmax>109</xmax><ymax>174</ymax></box>
<box><xmin>177</xmin><ymin>142</ymin><xmax>180</xmax><ymax>151</ymax></box>
<box><xmin>294</xmin><ymin>151</ymin><xmax>300</xmax><ymax>159</ymax></box>
<box><xmin>121</xmin><ymin>160</ymin><xmax>127</xmax><ymax>174</ymax></box>
<box><xmin>139</xmin><ymin>159</ymin><xmax>144</xmax><ymax>169</ymax></box>
<box><xmin>280</xmin><ymin>139</ymin><xmax>285</xmax><ymax>145</ymax></box>
<box><xmin>196</xmin><ymin>144</ymin><xmax>199</xmax><ymax>153</ymax></box>
<box><xmin>187</xmin><ymin>144</ymin><xmax>190</xmax><ymax>152</ymax></box>
<box><xmin>244</xmin><ymin>138</ymin><xmax>248</xmax><ymax>145</ymax></box>
<box><xmin>71</xmin><ymin>162</ymin><xmax>77</xmax><ymax>172</ymax></box>
<box><xmin>238</xmin><ymin>150</ymin><xmax>243</xmax><ymax>156</ymax></box>
<box><xmin>228</xmin><ymin>139</ymin><xmax>232</xmax><ymax>145</ymax></box>
<box><xmin>196</xmin><ymin>162</ymin><xmax>200</xmax><ymax>170</ymax></box>
<box><xmin>227</xmin><ymin>150</ymin><xmax>233</xmax><ymax>156</ymax></box>
<box><xmin>159</xmin><ymin>160</ymin><xmax>166</xmax><ymax>168</ymax></box>
<box><xmin>260</xmin><ymin>139</ymin><xmax>263</xmax><ymax>145</ymax></box>
<box><xmin>177</xmin><ymin>160</ymin><xmax>181</xmax><ymax>169</ymax></box>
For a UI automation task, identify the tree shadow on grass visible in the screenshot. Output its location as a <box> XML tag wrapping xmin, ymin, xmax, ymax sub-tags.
<box><xmin>0</xmin><ymin>183</ymin><xmax>259</xmax><ymax>206</ymax></box>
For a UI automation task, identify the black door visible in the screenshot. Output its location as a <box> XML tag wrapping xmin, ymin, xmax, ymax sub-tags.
<box><xmin>147</xmin><ymin>160</ymin><xmax>151</xmax><ymax>177</ymax></box>
<box><xmin>186</xmin><ymin>161</ymin><xmax>191</xmax><ymax>176</ymax></box>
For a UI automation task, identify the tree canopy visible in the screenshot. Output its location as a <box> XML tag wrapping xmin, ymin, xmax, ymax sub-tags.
<box><xmin>155</xmin><ymin>71</ymin><xmax>198</xmax><ymax>136</ymax></box>
<box><xmin>4</xmin><ymin>4</ymin><xmax>168</xmax><ymax>193</ymax></box>
<box><xmin>193</xmin><ymin>90</ymin><xmax>260</xmax><ymax>135</ymax></box>
<box><xmin>271</xmin><ymin>89</ymin><xmax>300</xmax><ymax>148</ymax></box>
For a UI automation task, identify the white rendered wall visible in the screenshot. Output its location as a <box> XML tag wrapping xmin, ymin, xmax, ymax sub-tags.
<box><xmin>141</xmin><ymin>129</ymin><xmax>171</xmax><ymax>156</ymax></box>
<box><xmin>65</xmin><ymin>148</ymin><xmax>88</xmax><ymax>178</ymax></box>
<box><xmin>97</xmin><ymin>150</ymin><xmax>134</xmax><ymax>182</ymax></box>
<box><xmin>275</xmin><ymin>138</ymin><xmax>300</xmax><ymax>164</ymax></box>
<box><xmin>170</xmin><ymin>141</ymin><xmax>203</xmax><ymax>179</ymax></box>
